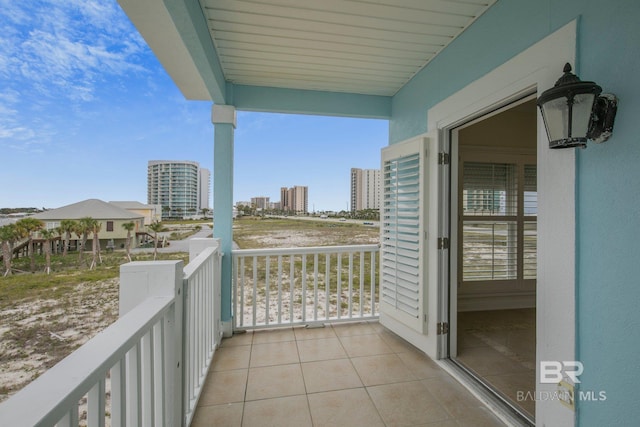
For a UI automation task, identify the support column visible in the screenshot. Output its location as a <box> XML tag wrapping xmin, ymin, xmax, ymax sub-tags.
<box><xmin>212</xmin><ymin>104</ymin><xmax>236</xmax><ymax>336</ymax></box>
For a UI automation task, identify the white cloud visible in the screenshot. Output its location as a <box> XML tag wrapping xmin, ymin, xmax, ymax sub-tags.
<box><xmin>0</xmin><ymin>125</ymin><xmax>35</xmax><ymax>141</ymax></box>
<box><xmin>1</xmin><ymin>0</ymin><xmax>149</xmax><ymax>102</ymax></box>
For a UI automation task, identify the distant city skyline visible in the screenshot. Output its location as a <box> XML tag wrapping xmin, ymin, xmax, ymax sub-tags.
<box><xmin>0</xmin><ymin>2</ymin><xmax>388</xmax><ymax>213</ymax></box>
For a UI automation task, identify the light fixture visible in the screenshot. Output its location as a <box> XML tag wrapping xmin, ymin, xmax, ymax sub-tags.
<box><xmin>537</xmin><ymin>63</ymin><xmax>618</xmax><ymax>149</ymax></box>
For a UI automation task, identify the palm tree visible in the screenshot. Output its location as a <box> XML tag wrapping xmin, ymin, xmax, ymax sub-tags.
<box><xmin>58</xmin><ymin>219</ymin><xmax>77</xmax><ymax>257</ymax></box>
<box><xmin>75</xmin><ymin>217</ymin><xmax>94</xmax><ymax>265</ymax></box>
<box><xmin>0</xmin><ymin>224</ymin><xmax>19</xmax><ymax>276</ymax></box>
<box><xmin>148</xmin><ymin>221</ymin><xmax>164</xmax><ymax>260</ymax></box>
<box><xmin>121</xmin><ymin>221</ymin><xmax>135</xmax><ymax>262</ymax></box>
<box><xmin>15</xmin><ymin>217</ymin><xmax>44</xmax><ymax>273</ymax></box>
<box><xmin>89</xmin><ymin>219</ymin><xmax>102</xmax><ymax>270</ymax></box>
<box><xmin>40</xmin><ymin>229</ymin><xmax>56</xmax><ymax>274</ymax></box>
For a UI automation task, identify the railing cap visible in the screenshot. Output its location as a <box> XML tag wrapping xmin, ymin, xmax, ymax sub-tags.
<box><xmin>232</xmin><ymin>244</ymin><xmax>379</xmax><ymax>256</ymax></box>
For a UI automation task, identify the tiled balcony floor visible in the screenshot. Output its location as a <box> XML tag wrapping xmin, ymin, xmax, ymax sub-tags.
<box><xmin>191</xmin><ymin>321</ymin><xmax>506</xmax><ymax>427</ymax></box>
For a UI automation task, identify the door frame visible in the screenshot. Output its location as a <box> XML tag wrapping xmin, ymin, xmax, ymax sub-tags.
<box><xmin>427</xmin><ymin>20</ymin><xmax>578</xmax><ymax>426</ymax></box>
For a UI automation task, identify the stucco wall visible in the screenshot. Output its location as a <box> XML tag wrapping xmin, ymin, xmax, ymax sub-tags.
<box><xmin>389</xmin><ymin>1</ymin><xmax>640</xmax><ymax>425</ymax></box>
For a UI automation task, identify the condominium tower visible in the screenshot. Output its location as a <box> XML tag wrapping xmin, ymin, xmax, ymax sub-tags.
<box><xmin>350</xmin><ymin>168</ymin><xmax>381</xmax><ymax>212</ymax></box>
<box><xmin>251</xmin><ymin>196</ymin><xmax>270</xmax><ymax>210</ymax></box>
<box><xmin>147</xmin><ymin>160</ymin><xmax>210</xmax><ymax>218</ymax></box>
<box><xmin>280</xmin><ymin>186</ymin><xmax>308</xmax><ymax>214</ymax></box>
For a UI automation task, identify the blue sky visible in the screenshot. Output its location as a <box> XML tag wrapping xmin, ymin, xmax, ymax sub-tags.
<box><xmin>0</xmin><ymin>0</ymin><xmax>388</xmax><ymax>213</ymax></box>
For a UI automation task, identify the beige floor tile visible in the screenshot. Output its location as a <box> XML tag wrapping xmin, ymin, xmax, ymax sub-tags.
<box><xmin>211</xmin><ymin>345</ymin><xmax>251</xmax><ymax>371</ymax></box>
<box><xmin>367</xmin><ymin>320</ymin><xmax>387</xmax><ymax>333</ymax></box>
<box><xmin>243</xmin><ymin>395</ymin><xmax>312</xmax><ymax>427</ymax></box>
<box><xmin>455</xmin><ymin>345</ymin><xmax>524</xmax><ymax>376</ymax></box>
<box><xmin>220</xmin><ymin>331</ymin><xmax>253</xmax><ymax>347</ymax></box>
<box><xmin>293</xmin><ymin>325</ymin><xmax>337</xmax><ymax>340</ymax></box>
<box><xmin>192</xmin><ymin>322</ymin><xmax>512</xmax><ymax>427</ymax></box>
<box><xmin>339</xmin><ymin>333</ymin><xmax>393</xmax><ymax>357</ymax></box>
<box><xmin>245</xmin><ymin>363</ymin><xmax>306</xmax><ymax>401</ymax></box>
<box><xmin>301</xmin><ymin>358</ymin><xmax>362</xmax><ymax>393</ymax></box>
<box><xmin>251</xmin><ymin>327</ymin><xmax>295</xmax><ymax>344</ymax></box>
<box><xmin>411</xmin><ymin>421</ymin><xmax>458</xmax><ymax>427</ymax></box>
<box><xmin>422</xmin><ymin>376</ymin><xmax>493</xmax><ymax>420</ymax></box>
<box><xmin>379</xmin><ymin>329</ymin><xmax>419</xmax><ymax>353</ymax></box>
<box><xmin>250</xmin><ymin>340</ymin><xmax>299</xmax><ymax>367</ymax></box>
<box><xmin>396</xmin><ymin>349</ymin><xmax>448</xmax><ymax>380</ymax></box>
<box><xmin>297</xmin><ymin>337</ymin><xmax>346</xmax><ymax>362</ymax></box>
<box><xmin>197</xmin><ymin>369</ymin><xmax>248</xmax><ymax>406</ymax></box>
<box><xmin>308</xmin><ymin>388</ymin><xmax>385</xmax><ymax>427</ymax></box>
<box><xmin>190</xmin><ymin>402</ymin><xmax>243</xmax><ymax>427</ymax></box>
<box><xmin>368</xmin><ymin>380</ymin><xmax>451</xmax><ymax>426</ymax></box>
<box><xmin>456</xmin><ymin>308</ymin><xmax>535</xmax><ymax>420</ymax></box>
<box><xmin>331</xmin><ymin>321</ymin><xmax>376</xmax><ymax>337</ymax></box>
<box><xmin>351</xmin><ymin>353</ymin><xmax>416</xmax><ymax>386</ymax></box>
<box><xmin>456</xmin><ymin>407</ymin><xmax>506</xmax><ymax>427</ymax></box>
<box><xmin>416</xmin><ymin>421</ymin><xmax>459</xmax><ymax>427</ymax></box>
<box><xmin>482</xmin><ymin>371</ymin><xmax>535</xmax><ymax>417</ymax></box>
<box><xmin>457</xmin><ymin>331</ymin><xmax>488</xmax><ymax>350</ymax></box>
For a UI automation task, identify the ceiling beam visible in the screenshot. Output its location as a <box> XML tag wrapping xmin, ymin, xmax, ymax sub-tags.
<box><xmin>232</xmin><ymin>84</ymin><xmax>391</xmax><ymax>119</ymax></box>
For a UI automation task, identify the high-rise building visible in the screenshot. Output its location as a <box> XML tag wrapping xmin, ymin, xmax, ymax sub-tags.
<box><xmin>147</xmin><ymin>160</ymin><xmax>211</xmax><ymax>218</ymax></box>
<box><xmin>280</xmin><ymin>185</ymin><xmax>308</xmax><ymax>214</ymax></box>
<box><xmin>251</xmin><ymin>196</ymin><xmax>270</xmax><ymax>210</ymax></box>
<box><xmin>280</xmin><ymin>187</ymin><xmax>290</xmax><ymax>211</ymax></box>
<box><xmin>350</xmin><ymin>168</ymin><xmax>381</xmax><ymax>212</ymax></box>
<box><xmin>199</xmin><ymin>168</ymin><xmax>211</xmax><ymax>213</ymax></box>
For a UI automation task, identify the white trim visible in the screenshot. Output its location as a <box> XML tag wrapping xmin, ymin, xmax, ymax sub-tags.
<box><xmin>117</xmin><ymin>0</ymin><xmax>210</xmax><ymax>100</ymax></box>
<box><xmin>212</xmin><ymin>104</ymin><xmax>237</xmax><ymax>127</ymax></box>
<box><xmin>427</xmin><ymin>20</ymin><xmax>578</xmax><ymax>426</ymax></box>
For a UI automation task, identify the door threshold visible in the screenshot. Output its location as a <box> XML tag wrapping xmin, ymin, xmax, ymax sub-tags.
<box><xmin>437</xmin><ymin>358</ymin><xmax>534</xmax><ymax>427</ymax></box>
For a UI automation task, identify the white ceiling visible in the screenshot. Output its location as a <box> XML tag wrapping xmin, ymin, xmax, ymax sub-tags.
<box><xmin>200</xmin><ymin>0</ymin><xmax>496</xmax><ymax>96</ymax></box>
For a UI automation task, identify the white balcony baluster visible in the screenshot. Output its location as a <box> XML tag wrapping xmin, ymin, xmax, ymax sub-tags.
<box><xmin>233</xmin><ymin>245</ymin><xmax>380</xmax><ymax>329</ymax></box>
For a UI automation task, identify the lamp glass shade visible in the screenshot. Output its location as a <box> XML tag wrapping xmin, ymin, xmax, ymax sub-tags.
<box><xmin>539</xmin><ymin>97</ymin><xmax>571</xmax><ymax>145</ymax></box>
<box><xmin>571</xmin><ymin>93</ymin><xmax>598</xmax><ymax>139</ymax></box>
<box><xmin>537</xmin><ymin>63</ymin><xmax>602</xmax><ymax>148</ymax></box>
<box><xmin>540</xmin><ymin>92</ymin><xmax>598</xmax><ymax>147</ymax></box>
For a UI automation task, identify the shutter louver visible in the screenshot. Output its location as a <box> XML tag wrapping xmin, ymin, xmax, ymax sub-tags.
<box><xmin>380</xmin><ymin>137</ymin><xmax>426</xmax><ymax>332</ymax></box>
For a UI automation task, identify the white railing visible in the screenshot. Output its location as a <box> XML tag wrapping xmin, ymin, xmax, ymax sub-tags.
<box><xmin>182</xmin><ymin>245</ymin><xmax>222</xmax><ymax>426</ymax></box>
<box><xmin>0</xmin><ymin>239</ymin><xmax>222</xmax><ymax>427</ymax></box>
<box><xmin>233</xmin><ymin>244</ymin><xmax>379</xmax><ymax>329</ymax></box>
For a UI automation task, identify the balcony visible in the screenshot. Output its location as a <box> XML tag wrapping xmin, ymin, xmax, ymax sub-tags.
<box><xmin>192</xmin><ymin>322</ymin><xmax>505</xmax><ymax>427</ymax></box>
<box><xmin>0</xmin><ymin>240</ymin><xmax>505</xmax><ymax>426</ymax></box>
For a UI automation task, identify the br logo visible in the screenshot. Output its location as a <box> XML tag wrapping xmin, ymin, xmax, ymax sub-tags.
<box><xmin>540</xmin><ymin>361</ymin><xmax>584</xmax><ymax>384</ymax></box>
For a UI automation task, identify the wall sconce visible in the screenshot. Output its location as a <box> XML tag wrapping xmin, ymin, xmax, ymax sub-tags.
<box><xmin>537</xmin><ymin>63</ymin><xmax>618</xmax><ymax>149</ymax></box>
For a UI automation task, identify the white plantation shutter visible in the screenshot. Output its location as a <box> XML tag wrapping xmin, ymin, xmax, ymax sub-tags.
<box><xmin>380</xmin><ymin>137</ymin><xmax>427</xmax><ymax>333</ymax></box>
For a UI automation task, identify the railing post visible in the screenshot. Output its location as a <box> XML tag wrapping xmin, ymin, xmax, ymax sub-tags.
<box><xmin>188</xmin><ymin>238</ymin><xmax>220</xmax><ymax>262</ymax></box>
<box><xmin>119</xmin><ymin>261</ymin><xmax>184</xmax><ymax>427</ymax></box>
<box><xmin>189</xmin><ymin>238</ymin><xmax>229</xmax><ymax>338</ymax></box>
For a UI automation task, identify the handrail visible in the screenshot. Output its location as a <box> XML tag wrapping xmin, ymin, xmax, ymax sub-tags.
<box><xmin>183</xmin><ymin>246</ymin><xmax>216</xmax><ymax>278</ymax></box>
<box><xmin>182</xmin><ymin>245</ymin><xmax>221</xmax><ymax>426</ymax></box>
<box><xmin>0</xmin><ymin>296</ymin><xmax>173</xmax><ymax>426</ymax></box>
<box><xmin>0</xmin><ymin>239</ymin><xmax>222</xmax><ymax>427</ymax></box>
<box><xmin>233</xmin><ymin>244</ymin><xmax>379</xmax><ymax>257</ymax></box>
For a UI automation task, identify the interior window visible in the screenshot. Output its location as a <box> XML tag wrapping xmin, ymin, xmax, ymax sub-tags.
<box><xmin>461</xmin><ymin>160</ymin><xmax>537</xmax><ymax>284</ymax></box>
